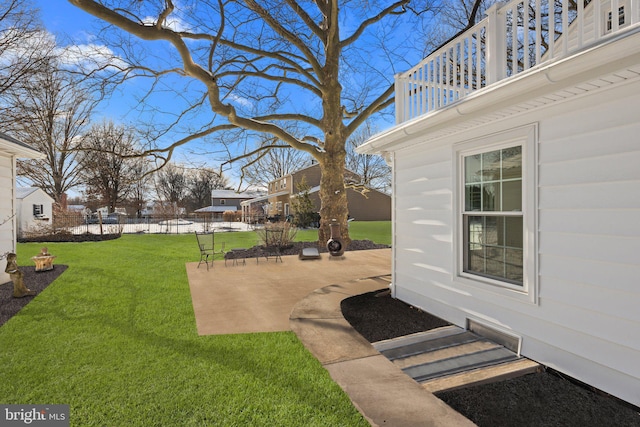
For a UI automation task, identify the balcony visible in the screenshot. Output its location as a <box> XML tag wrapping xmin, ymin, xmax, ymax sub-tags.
<box><xmin>395</xmin><ymin>0</ymin><xmax>640</xmax><ymax>123</ymax></box>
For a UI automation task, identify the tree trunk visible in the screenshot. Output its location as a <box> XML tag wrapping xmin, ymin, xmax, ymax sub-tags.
<box><xmin>318</xmin><ymin>161</ymin><xmax>350</xmax><ymax>246</ymax></box>
<box><xmin>318</xmin><ymin>133</ymin><xmax>350</xmax><ymax>246</ymax></box>
<box><xmin>318</xmin><ymin>20</ymin><xmax>351</xmax><ymax>246</ymax></box>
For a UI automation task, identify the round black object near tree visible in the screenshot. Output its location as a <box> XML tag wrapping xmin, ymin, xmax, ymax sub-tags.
<box><xmin>327</xmin><ymin>220</ymin><xmax>344</xmax><ymax>256</ymax></box>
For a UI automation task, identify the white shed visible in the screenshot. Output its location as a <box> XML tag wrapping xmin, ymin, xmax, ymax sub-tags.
<box><xmin>357</xmin><ymin>1</ymin><xmax>640</xmax><ymax>407</ymax></box>
<box><xmin>16</xmin><ymin>187</ymin><xmax>54</xmax><ymax>237</ymax></box>
<box><xmin>0</xmin><ymin>132</ymin><xmax>44</xmax><ymax>283</ymax></box>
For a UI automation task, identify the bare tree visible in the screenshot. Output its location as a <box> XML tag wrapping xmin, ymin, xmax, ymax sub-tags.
<box><xmin>155</xmin><ymin>163</ymin><xmax>188</xmax><ymax>207</ymax></box>
<box><xmin>0</xmin><ymin>0</ymin><xmax>54</xmax><ymax>99</ymax></box>
<box><xmin>346</xmin><ymin>121</ymin><xmax>391</xmax><ymax>193</ymax></box>
<box><xmin>9</xmin><ymin>59</ymin><xmax>96</xmax><ymax>203</ymax></box>
<box><xmin>68</xmin><ymin>0</ymin><xmax>438</xmax><ymax>242</ymax></box>
<box><xmin>78</xmin><ymin>120</ymin><xmax>144</xmax><ymax>213</ymax></box>
<box><xmin>185</xmin><ymin>167</ymin><xmax>228</xmax><ymax>212</ymax></box>
<box><xmin>126</xmin><ymin>158</ymin><xmax>152</xmax><ymax>218</ymax></box>
<box><xmin>239</xmin><ymin>134</ymin><xmax>312</xmax><ymax>190</ymax></box>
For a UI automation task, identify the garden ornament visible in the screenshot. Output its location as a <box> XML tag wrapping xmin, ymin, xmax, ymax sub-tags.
<box><xmin>4</xmin><ymin>253</ymin><xmax>35</xmax><ymax>298</ymax></box>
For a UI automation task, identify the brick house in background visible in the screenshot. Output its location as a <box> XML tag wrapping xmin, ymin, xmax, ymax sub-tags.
<box><xmin>241</xmin><ymin>162</ymin><xmax>391</xmax><ymax>223</ymax></box>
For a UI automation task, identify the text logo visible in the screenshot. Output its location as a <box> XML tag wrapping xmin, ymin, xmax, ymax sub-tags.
<box><xmin>1</xmin><ymin>405</ymin><xmax>69</xmax><ymax>426</ymax></box>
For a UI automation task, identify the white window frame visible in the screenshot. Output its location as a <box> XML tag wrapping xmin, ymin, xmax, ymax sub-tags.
<box><xmin>454</xmin><ymin>124</ymin><xmax>538</xmax><ymax>304</ymax></box>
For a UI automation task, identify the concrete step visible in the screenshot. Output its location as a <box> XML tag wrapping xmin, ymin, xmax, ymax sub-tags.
<box><xmin>422</xmin><ymin>358</ymin><xmax>541</xmax><ymax>393</ymax></box>
<box><xmin>373</xmin><ymin>325</ymin><xmax>540</xmax><ymax>393</ymax></box>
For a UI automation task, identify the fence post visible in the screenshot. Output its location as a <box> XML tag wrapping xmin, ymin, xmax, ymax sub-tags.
<box><xmin>394</xmin><ymin>73</ymin><xmax>404</xmax><ymax>124</ymax></box>
<box><xmin>485</xmin><ymin>2</ymin><xmax>506</xmax><ymax>85</ymax></box>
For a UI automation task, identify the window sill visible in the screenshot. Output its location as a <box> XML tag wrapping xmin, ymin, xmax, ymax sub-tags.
<box><xmin>456</xmin><ymin>272</ymin><xmax>538</xmax><ymax>305</ymax></box>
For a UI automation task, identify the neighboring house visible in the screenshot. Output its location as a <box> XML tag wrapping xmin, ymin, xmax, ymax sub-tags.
<box><xmin>141</xmin><ymin>201</ymin><xmax>186</xmax><ymax>218</ymax></box>
<box><xmin>196</xmin><ymin>190</ymin><xmax>258</xmax><ymax>219</ymax></box>
<box><xmin>356</xmin><ymin>0</ymin><xmax>640</xmax><ymax>407</ymax></box>
<box><xmin>16</xmin><ymin>187</ymin><xmax>54</xmax><ymax>237</ymax></box>
<box><xmin>240</xmin><ymin>163</ymin><xmax>391</xmax><ymax>223</ymax></box>
<box><xmin>0</xmin><ymin>132</ymin><xmax>43</xmax><ymax>284</ymax></box>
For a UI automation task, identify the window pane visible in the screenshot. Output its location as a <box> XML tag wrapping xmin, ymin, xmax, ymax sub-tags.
<box><xmin>467</xmin><ymin>216</ymin><xmax>483</xmax><ymax>250</ymax></box>
<box><xmin>505</xmin><ymin>248</ymin><xmax>523</xmax><ymax>282</ymax></box>
<box><xmin>501</xmin><ymin>146</ymin><xmax>522</xmax><ymax>179</ymax></box>
<box><xmin>468</xmin><ymin>245</ymin><xmax>485</xmax><ymax>272</ymax></box>
<box><xmin>465</xmin><ymin>154</ymin><xmax>482</xmax><ymax>183</ymax></box>
<box><xmin>502</xmin><ymin>179</ymin><xmax>522</xmax><ymax>211</ymax></box>
<box><xmin>505</xmin><ymin>217</ymin><xmax>523</xmax><ymax>248</ymax></box>
<box><xmin>465</xmin><ymin>184</ymin><xmax>481</xmax><ymax>211</ymax></box>
<box><xmin>482</xmin><ymin>150</ymin><xmax>501</xmax><ymax>181</ymax></box>
<box><xmin>484</xmin><ymin>216</ymin><xmax>500</xmax><ymax>245</ymax></box>
<box><xmin>482</xmin><ymin>182</ymin><xmax>500</xmax><ymax>211</ymax></box>
<box><xmin>485</xmin><ymin>246</ymin><xmax>505</xmax><ymax>278</ymax></box>
<box><xmin>464</xmin><ymin>214</ymin><xmax>523</xmax><ymax>286</ymax></box>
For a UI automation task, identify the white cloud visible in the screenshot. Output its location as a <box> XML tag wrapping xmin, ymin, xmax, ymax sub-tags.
<box><xmin>56</xmin><ymin>43</ymin><xmax>128</xmax><ymax>72</ymax></box>
<box><xmin>142</xmin><ymin>15</ymin><xmax>191</xmax><ymax>32</ymax></box>
<box><xmin>227</xmin><ymin>93</ymin><xmax>254</xmax><ymax>109</ymax></box>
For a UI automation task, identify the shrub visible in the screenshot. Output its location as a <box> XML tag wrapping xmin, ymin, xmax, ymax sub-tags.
<box><xmin>290</xmin><ymin>176</ymin><xmax>317</xmax><ymax>228</ymax></box>
<box><xmin>222</xmin><ymin>210</ymin><xmax>236</xmax><ymax>222</ymax></box>
<box><xmin>257</xmin><ymin>222</ymin><xmax>298</xmax><ymax>248</ymax></box>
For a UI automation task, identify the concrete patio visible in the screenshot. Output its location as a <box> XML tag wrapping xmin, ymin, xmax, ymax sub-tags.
<box><xmin>185</xmin><ymin>248</ymin><xmax>392</xmax><ymax>335</ymax></box>
<box><xmin>185</xmin><ymin>248</ymin><xmax>477</xmax><ymax>426</ymax></box>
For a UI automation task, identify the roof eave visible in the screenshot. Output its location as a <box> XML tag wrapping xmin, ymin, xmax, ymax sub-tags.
<box><xmin>0</xmin><ymin>134</ymin><xmax>44</xmax><ymax>159</ymax></box>
<box><xmin>357</xmin><ymin>26</ymin><xmax>640</xmax><ymax>155</ymax></box>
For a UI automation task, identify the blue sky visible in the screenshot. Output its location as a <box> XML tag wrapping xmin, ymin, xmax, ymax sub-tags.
<box><xmin>31</xmin><ymin>1</ymin><xmax>416</xmax><ymax>187</ymax></box>
<box><xmin>33</xmin><ymin>1</ymin><xmax>211</xmax><ymax>170</ymax></box>
<box><xmin>35</xmin><ymin>1</ymin><xmax>88</xmax><ymax>35</ymax></box>
<box><xmin>33</xmin><ymin>1</ymin><xmax>131</xmax><ymax>119</ymax></box>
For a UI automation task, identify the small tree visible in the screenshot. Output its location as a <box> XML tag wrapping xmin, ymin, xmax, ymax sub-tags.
<box><xmin>155</xmin><ymin>163</ymin><xmax>188</xmax><ymax>209</ymax></box>
<box><xmin>78</xmin><ymin>120</ymin><xmax>144</xmax><ymax>213</ymax></box>
<box><xmin>290</xmin><ymin>177</ymin><xmax>317</xmax><ymax>228</ymax></box>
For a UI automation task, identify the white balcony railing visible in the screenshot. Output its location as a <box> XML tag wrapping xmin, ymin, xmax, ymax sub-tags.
<box><xmin>396</xmin><ymin>0</ymin><xmax>640</xmax><ymax>123</ymax></box>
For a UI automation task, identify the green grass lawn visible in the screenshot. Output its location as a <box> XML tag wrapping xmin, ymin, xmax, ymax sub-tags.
<box><xmin>0</xmin><ymin>222</ymin><xmax>389</xmax><ymax>426</ymax></box>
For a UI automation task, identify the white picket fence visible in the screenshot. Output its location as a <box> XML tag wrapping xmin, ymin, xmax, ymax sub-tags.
<box><xmin>396</xmin><ymin>0</ymin><xmax>640</xmax><ymax>122</ymax></box>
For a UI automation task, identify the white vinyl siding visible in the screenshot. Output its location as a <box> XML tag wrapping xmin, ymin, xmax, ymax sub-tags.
<box><xmin>388</xmin><ymin>75</ymin><xmax>640</xmax><ymax>406</ymax></box>
<box><xmin>0</xmin><ymin>154</ymin><xmax>15</xmax><ymax>284</ymax></box>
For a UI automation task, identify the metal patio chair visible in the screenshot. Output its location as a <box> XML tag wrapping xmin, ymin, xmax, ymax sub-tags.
<box><xmin>195</xmin><ymin>231</ymin><xmax>225</xmax><ymax>270</ymax></box>
<box><xmin>259</xmin><ymin>227</ymin><xmax>283</xmax><ymax>263</ymax></box>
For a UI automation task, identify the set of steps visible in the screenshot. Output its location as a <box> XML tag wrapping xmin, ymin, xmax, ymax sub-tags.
<box><xmin>372</xmin><ymin>325</ymin><xmax>540</xmax><ymax>393</ymax></box>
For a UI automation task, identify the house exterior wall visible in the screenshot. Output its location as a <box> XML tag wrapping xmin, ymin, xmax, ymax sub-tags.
<box><xmin>550</xmin><ymin>0</ymin><xmax>633</xmax><ymax>59</ymax></box>
<box><xmin>345</xmin><ymin>188</ymin><xmax>391</xmax><ymax>221</ymax></box>
<box><xmin>389</xmin><ymin>78</ymin><xmax>640</xmax><ymax>406</ymax></box>
<box><xmin>212</xmin><ymin>198</ymin><xmax>243</xmax><ymax>210</ymax></box>
<box><xmin>0</xmin><ymin>154</ymin><xmax>15</xmax><ymax>284</ymax></box>
<box><xmin>306</xmin><ymin>187</ymin><xmax>391</xmax><ymax>222</ymax></box>
<box><xmin>17</xmin><ymin>189</ymin><xmax>54</xmax><ymax>236</ymax></box>
<box><xmin>263</xmin><ymin>162</ymin><xmax>392</xmax><ymax>221</ymax></box>
<box><xmin>291</xmin><ymin>164</ymin><xmax>322</xmax><ymax>190</ymax></box>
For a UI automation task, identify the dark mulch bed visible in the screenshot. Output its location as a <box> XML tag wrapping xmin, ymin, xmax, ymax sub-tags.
<box><xmin>341</xmin><ymin>288</ymin><xmax>450</xmax><ymax>342</ymax></box>
<box><xmin>18</xmin><ymin>233</ymin><xmax>121</xmax><ymax>243</ymax></box>
<box><xmin>0</xmin><ymin>265</ymin><xmax>68</xmax><ymax>327</ymax></box>
<box><xmin>341</xmin><ymin>289</ymin><xmax>640</xmax><ymax>427</ymax></box>
<box><xmin>224</xmin><ymin>239</ymin><xmax>389</xmax><ymax>260</ymax></box>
